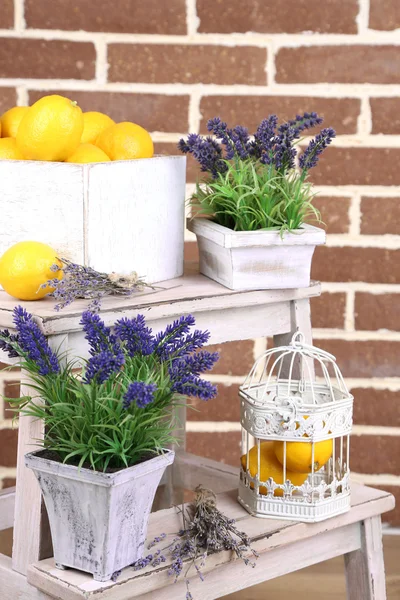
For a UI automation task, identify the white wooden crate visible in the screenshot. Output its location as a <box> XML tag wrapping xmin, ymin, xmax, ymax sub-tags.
<box><xmin>0</xmin><ymin>155</ymin><xmax>186</xmax><ymax>284</ymax></box>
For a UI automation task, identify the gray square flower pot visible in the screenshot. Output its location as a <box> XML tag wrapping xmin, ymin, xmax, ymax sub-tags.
<box><xmin>25</xmin><ymin>449</ymin><xmax>175</xmax><ymax>582</ymax></box>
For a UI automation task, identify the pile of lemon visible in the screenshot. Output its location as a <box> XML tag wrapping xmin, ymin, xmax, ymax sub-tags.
<box><xmin>0</xmin><ymin>95</ymin><xmax>153</xmax><ymax>163</ymax></box>
<box><xmin>241</xmin><ymin>430</ymin><xmax>333</xmax><ymax>496</ymax></box>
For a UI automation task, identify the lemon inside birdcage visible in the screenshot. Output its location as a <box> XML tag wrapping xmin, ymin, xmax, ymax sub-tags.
<box><xmin>273</xmin><ymin>415</ymin><xmax>333</xmax><ymax>472</ymax></box>
<box><xmin>241</xmin><ymin>441</ymin><xmax>308</xmax><ymax>496</ymax></box>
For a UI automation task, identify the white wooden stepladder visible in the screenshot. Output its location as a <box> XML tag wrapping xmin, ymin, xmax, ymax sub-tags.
<box><xmin>0</xmin><ymin>267</ymin><xmax>395</xmax><ymax>600</ymax></box>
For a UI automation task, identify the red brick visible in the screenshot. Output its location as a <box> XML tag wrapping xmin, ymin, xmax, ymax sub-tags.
<box><xmin>108</xmin><ymin>45</ymin><xmax>267</xmax><ymax>85</ymax></box>
<box><xmin>276</xmin><ymin>46</ymin><xmax>400</xmax><ymax>84</ymax></box>
<box><xmin>314</xmin><ymin>339</ymin><xmax>400</xmax><ymax>378</ymax></box>
<box><xmin>370</xmin><ymin>99</ymin><xmax>400</xmax><ymax>134</ymax></box>
<box><xmin>187</xmin><ymin>384</ymin><xmax>241</xmax><ymax>421</ymax></box>
<box><xmin>25</xmin><ymin>0</ymin><xmax>186</xmax><ymax>34</ymax></box>
<box><xmin>312</xmin><ymin>196</ymin><xmax>351</xmax><ymax>233</ymax></box>
<box><xmin>379</xmin><ymin>486</ymin><xmax>400</xmax><ymax>525</ymax></box>
<box><xmin>311</xmin><ymin>293</ymin><xmax>346</xmax><ymax>329</ymax></box>
<box><xmin>1</xmin><ymin>478</ymin><xmax>16</xmax><ymax>489</ymax></box>
<box><xmin>198</xmin><ymin>0</ymin><xmax>357</xmax><ymax>34</ymax></box>
<box><xmin>310</xmin><ymin>147</ymin><xmax>400</xmax><ymax>186</ymax></box>
<box><xmin>184</xmin><ymin>241</ymin><xmax>199</xmax><ymax>263</ymax></box>
<box><xmin>186</xmin><ymin>432</ymin><xmax>241</xmax><ymax>467</ymax></box>
<box><xmin>351</xmin><ymin>435</ymin><xmax>400</xmax><ymax>475</ymax></box>
<box><xmin>352</xmin><ymin>388</ymin><xmax>400</xmax><ymax>427</ymax></box>
<box><xmin>199</xmin><ymin>96</ymin><xmax>360</xmax><ymax>136</ymax></box>
<box><xmin>312</xmin><ymin>247</ymin><xmax>400</xmax><ymax>284</ymax></box>
<box><xmin>0</xmin><ymin>88</ymin><xmax>17</xmax><ymax>116</ymax></box>
<box><xmin>355</xmin><ymin>293</ymin><xmax>400</xmax><ymax>331</ymax></box>
<box><xmin>0</xmin><ymin>429</ymin><xmax>18</xmax><ymax>467</ymax></box>
<box><xmin>369</xmin><ymin>0</ymin><xmax>400</xmax><ymax>31</ymax></box>
<box><xmin>206</xmin><ymin>341</ymin><xmax>255</xmax><ymax>376</ymax></box>
<box><xmin>0</xmin><ymin>39</ymin><xmax>95</xmax><ymax>80</ymax></box>
<box><xmin>29</xmin><ymin>91</ymin><xmax>189</xmax><ymax>133</ymax></box>
<box><xmin>2</xmin><ymin>0</ymin><xmax>13</xmax><ymax>28</ymax></box>
<box><xmin>360</xmin><ymin>197</ymin><xmax>400</xmax><ymax>235</ymax></box>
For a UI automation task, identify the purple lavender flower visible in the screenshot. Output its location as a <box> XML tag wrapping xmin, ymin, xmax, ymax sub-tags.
<box><xmin>155</xmin><ymin>314</ymin><xmax>196</xmax><ymax>358</ymax></box>
<box><xmin>250</xmin><ymin>115</ymin><xmax>278</xmax><ymax>161</ymax></box>
<box><xmin>286</xmin><ymin>112</ymin><xmax>323</xmax><ymax>134</ymax></box>
<box><xmin>169</xmin><ymin>351</ymin><xmax>219</xmax><ymax>380</ymax></box>
<box><xmin>12</xmin><ymin>307</ymin><xmax>59</xmax><ymax>375</ymax></box>
<box><xmin>273</xmin><ymin>122</ymin><xmax>298</xmax><ymax>170</ymax></box>
<box><xmin>207</xmin><ymin>117</ymin><xmax>236</xmax><ymax>159</ymax></box>
<box><xmin>299</xmin><ymin>127</ymin><xmax>336</xmax><ymax>171</ymax></box>
<box><xmin>178</xmin><ymin>133</ymin><xmax>227</xmax><ymax>178</ymax></box>
<box><xmin>80</xmin><ymin>311</ymin><xmax>121</xmax><ymax>357</ymax></box>
<box><xmin>231</xmin><ymin>125</ymin><xmax>251</xmax><ymax>160</ymax></box>
<box><xmin>123</xmin><ymin>381</ymin><xmax>157</xmax><ymax>409</ymax></box>
<box><xmin>83</xmin><ymin>350</ymin><xmax>124</xmax><ymax>384</ymax></box>
<box><xmin>171</xmin><ymin>375</ymin><xmax>217</xmax><ymax>401</ymax></box>
<box><xmin>114</xmin><ymin>314</ymin><xmax>155</xmax><ymax>357</ymax></box>
<box><xmin>132</xmin><ymin>554</ymin><xmax>154</xmax><ymax>570</ymax></box>
<box><xmin>0</xmin><ymin>329</ymin><xmax>20</xmax><ymax>359</ymax></box>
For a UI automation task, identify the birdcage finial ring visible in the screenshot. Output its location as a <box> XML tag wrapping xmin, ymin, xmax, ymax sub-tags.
<box><xmin>291</xmin><ymin>331</ymin><xmax>305</xmax><ymax>346</ymax></box>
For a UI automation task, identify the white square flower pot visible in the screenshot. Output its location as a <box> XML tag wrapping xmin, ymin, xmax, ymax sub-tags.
<box><xmin>25</xmin><ymin>449</ymin><xmax>175</xmax><ymax>582</ymax></box>
<box><xmin>0</xmin><ymin>156</ymin><xmax>186</xmax><ymax>284</ymax></box>
<box><xmin>187</xmin><ymin>218</ymin><xmax>326</xmax><ymax>290</ymax></box>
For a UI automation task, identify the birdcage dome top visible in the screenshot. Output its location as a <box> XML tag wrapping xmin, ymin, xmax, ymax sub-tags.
<box><xmin>239</xmin><ymin>332</ymin><xmax>353</xmax><ymax>441</ymax></box>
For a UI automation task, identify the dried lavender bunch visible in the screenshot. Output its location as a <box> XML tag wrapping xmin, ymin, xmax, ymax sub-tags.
<box><xmin>129</xmin><ymin>485</ymin><xmax>258</xmax><ymax>598</ymax></box>
<box><xmin>42</xmin><ymin>258</ymin><xmax>152</xmax><ymax>311</ymax></box>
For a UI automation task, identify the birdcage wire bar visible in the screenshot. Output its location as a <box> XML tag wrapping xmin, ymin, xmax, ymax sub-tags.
<box><xmin>238</xmin><ymin>332</ymin><xmax>353</xmax><ymax>522</ymax></box>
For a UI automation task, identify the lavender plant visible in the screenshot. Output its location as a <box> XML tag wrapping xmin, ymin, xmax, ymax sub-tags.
<box><xmin>178</xmin><ymin>113</ymin><xmax>336</xmax><ymax>234</ymax></box>
<box><xmin>42</xmin><ymin>258</ymin><xmax>152</xmax><ymax>312</ymax></box>
<box><xmin>0</xmin><ymin>308</ymin><xmax>218</xmax><ymax>471</ymax></box>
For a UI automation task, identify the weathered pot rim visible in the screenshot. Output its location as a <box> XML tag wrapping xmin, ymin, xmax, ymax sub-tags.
<box><xmin>25</xmin><ymin>448</ymin><xmax>175</xmax><ymax>487</ymax></box>
<box><xmin>187</xmin><ymin>217</ymin><xmax>326</xmax><ymax>249</ymax></box>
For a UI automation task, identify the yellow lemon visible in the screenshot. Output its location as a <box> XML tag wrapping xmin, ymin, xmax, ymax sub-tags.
<box><xmin>0</xmin><ymin>242</ymin><xmax>62</xmax><ymax>301</ymax></box>
<box><xmin>96</xmin><ymin>122</ymin><xmax>154</xmax><ymax>161</ymax></box>
<box><xmin>1</xmin><ymin>106</ymin><xmax>29</xmax><ymax>138</ymax></box>
<box><xmin>66</xmin><ymin>143</ymin><xmax>111</xmax><ymax>164</ymax></box>
<box><xmin>241</xmin><ymin>441</ymin><xmax>308</xmax><ymax>496</ymax></box>
<box><xmin>16</xmin><ymin>95</ymin><xmax>84</xmax><ymax>161</ymax></box>
<box><xmin>0</xmin><ymin>138</ymin><xmax>25</xmax><ymax>160</ymax></box>
<box><xmin>274</xmin><ymin>438</ymin><xmax>333</xmax><ymax>473</ymax></box>
<box><xmin>81</xmin><ymin>111</ymin><xmax>115</xmax><ymax>144</ymax></box>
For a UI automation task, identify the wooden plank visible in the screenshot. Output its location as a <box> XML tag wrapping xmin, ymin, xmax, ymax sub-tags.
<box><xmin>27</xmin><ymin>484</ymin><xmax>394</xmax><ymax>600</ymax></box>
<box><xmin>0</xmin><ymin>553</ymin><xmax>51</xmax><ymax>600</ymax></box>
<box><xmin>344</xmin><ymin>516</ymin><xmax>388</xmax><ymax>600</ymax></box>
<box><xmin>0</xmin><ymin>274</ymin><xmax>321</xmax><ymax>335</ymax></box>
<box><xmin>0</xmin><ymin>486</ymin><xmax>15</xmax><ymax>531</ymax></box>
<box><xmin>12</xmin><ymin>334</ymin><xmax>68</xmax><ymax>575</ymax></box>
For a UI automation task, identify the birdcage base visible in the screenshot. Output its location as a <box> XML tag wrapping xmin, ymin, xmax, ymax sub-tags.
<box><xmin>238</xmin><ymin>479</ymin><xmax>351</xmax><ymax>523</ymax></box>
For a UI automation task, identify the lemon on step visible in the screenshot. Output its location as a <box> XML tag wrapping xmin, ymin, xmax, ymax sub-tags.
<box><xmin>0</xmin><ymin>138</ymin><xmax>25</xmax><ymax>160</ymax></box>
<box><xmin>96</xmin><ymin>122</ymin><xmax>154</xmax><ymax>161</ymax></box>
<box><xmin>241</xmin><ymin>441</ymin><xmax>308</xmax><ymax>496</ymax></box>
<box><xmin>16</xmin><ymin>95</ymin><xmax>84</xmax><ymax>161</ymax></box>
<box><xmin>274</xmin><ymin>438</ymin><xmax>333</xmax><ymax>473</ymax></box>
<box><xmin>0</xmin><ymin>242</ymin><xmax>62</xmax><ymax>301</ymax></box>
<box><xmin>1</xmin><ymin>106</ymin><xmax>29</xmax><ymax>138</ymax></box>
<box><xmin>81</xmin><ymin>111</ymin><xmax>115</xmax><ymax>144</ymax></box>
<box><xmin>66</xmin><ymin>143</ymin><xmax>111</xmax><ymax>164</ymax></box>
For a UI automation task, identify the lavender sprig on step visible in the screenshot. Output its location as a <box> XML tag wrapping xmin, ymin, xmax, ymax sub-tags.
<box><xmin>42</xmin><ymin>258</ymin><xmax>152</xmax><ymax>312</ymax></box>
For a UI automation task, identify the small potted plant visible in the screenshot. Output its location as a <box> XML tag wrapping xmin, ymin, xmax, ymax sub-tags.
<box><xmin>179</xmin><ymin>113</ymin><xmax>334</xmax><ymax>290</ymax></box>
<box><xmin>0</xmin><ymin>307</ymin><xmax>218</xmax><ymax>582</ymax></box>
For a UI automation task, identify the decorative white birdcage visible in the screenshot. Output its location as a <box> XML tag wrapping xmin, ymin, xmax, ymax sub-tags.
<box><xmin>238</xmin><ymin>332</ymin><xmax>354</xmax><ymax>522</ymax></box>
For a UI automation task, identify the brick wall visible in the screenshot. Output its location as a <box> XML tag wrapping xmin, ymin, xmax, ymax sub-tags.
<box><xmin>0</xmin><ymin>0</ymin><xmax>399</xmax><ymax>525</ymax></box>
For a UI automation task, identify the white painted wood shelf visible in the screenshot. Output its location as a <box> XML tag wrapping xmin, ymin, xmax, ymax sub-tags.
<box><xmin>0</xmin><ymin>265</ymin><xmax>394</xmax><ymax>599</ymax></box>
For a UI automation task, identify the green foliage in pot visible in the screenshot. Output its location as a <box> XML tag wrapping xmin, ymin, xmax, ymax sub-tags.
<box><xmin>178</xmin><ymin>114</ymin><xmax>336</xmax><ymax>235</ymax></box>
<box><xmin>0</xmin><ymin>307</ymin><xmax>218</xmax><ymax>471</ymax></box>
